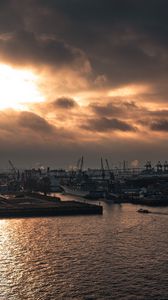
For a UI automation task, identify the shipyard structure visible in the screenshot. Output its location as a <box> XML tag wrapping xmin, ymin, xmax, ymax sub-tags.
<box><xmin>0</xmin><ymin>158</ymin><xmax>168</xmax><ymax>208</ymax></box>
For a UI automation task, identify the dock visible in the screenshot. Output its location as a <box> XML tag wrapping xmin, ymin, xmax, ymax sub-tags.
<box><xmin>0</xmin><ymin>193</ymin><xmax>103</xmax><ymax>218</ymax></box>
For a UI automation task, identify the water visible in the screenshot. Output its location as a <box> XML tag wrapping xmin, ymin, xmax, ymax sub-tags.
<box><xmin>0</xmin><ymin>195</ymin><xmax>168</xmax><ymax>300</ymax></box>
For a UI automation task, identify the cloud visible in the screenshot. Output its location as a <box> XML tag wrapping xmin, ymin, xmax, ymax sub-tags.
<box><xmin>88</xmin><ymin>100</ymin><xmax>144</xmax><ymax>120</ymax></box>
<box><xmin>32</xmin><ymin>0</ymin><xmax>168</xmax><ymax>87</ymax></box>
<box><xmin>0</xmin><ymin>110</ymin><xmax>76</xmax><ymax>143</ymax></box>
<box><xmin>90</xmin><ymin>102</ymin><xmax>122</xmax><ymax>117</ymax></box>
<box><xmin>81</xmin><ymin>117</ymin><xmax>136</xmax><ymax>132</ymax></box>
<box><xmin>0</xmin><ymin>0</ymin><xmax>167</xmax><ymax>102</ymax></box>
<box><xmin>0</xmin><ymin>29</ymin><xmax>91</xmax><ymax>74</ymax></box>
<box><xmin>148</xmin><ymin>110</ymin><xmax>168</xmax><ymax>118</ymax></box>
<box><xmin>18</xmin><ymin>111</ymin><xmax>54</xmax><ymax>133</ymax></box>
<box><xmin>0</xmin><ymin>0</ymin><xmax>168</xmax><ymax>89</ymax></box>
<box><xmin>150</xmin><ymin>120</ymin><xmax>168</xmax><ymax>132</ymax></box>
<box><xmin>0</xmin><ymin>1</ymin><xmax>168</xmax><ymax>166</ymax></box>
<box><xmin>52</xmin><ymin>97</ymin><xmax>78</xmax><ymax>109</ymax></box>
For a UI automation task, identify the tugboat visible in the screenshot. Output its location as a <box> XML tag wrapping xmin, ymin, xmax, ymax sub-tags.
<box><xmin>137</xmin><ymin>208</ymin><xmax>150</xmax><ymax>214</ymax></box>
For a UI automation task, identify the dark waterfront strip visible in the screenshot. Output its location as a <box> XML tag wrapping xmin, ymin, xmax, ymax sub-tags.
<box><xmin>0</xmin><ymin>194</ymin><xmax>103</xmax><ymax>219</ymax></box>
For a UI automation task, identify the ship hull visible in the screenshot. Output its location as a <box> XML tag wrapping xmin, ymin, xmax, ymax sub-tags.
<box><xmin>60</xmin><ymin>185</ymin><xmax>89</xmax><ymax>197</ymax></box>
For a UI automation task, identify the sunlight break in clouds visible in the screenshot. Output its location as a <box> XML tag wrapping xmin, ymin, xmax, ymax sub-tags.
<box><xmin>0</xmin><ymin>64</ymin><xmax>44</xmax><ymax>110</ymax></box>
<box><xmin>108</xmin><ymin>85</ymin><xmax>150</xmax><ymax>98</ymax></box>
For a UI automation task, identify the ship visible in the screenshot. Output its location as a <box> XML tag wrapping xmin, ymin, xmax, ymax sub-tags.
<box><xmin>137</xmin><ymin>208</ymin><xmax>150</xmax><ymax>214</ymax></box>
<box><xmin>60</xmin><ymin>184</ymin><xmax>90</xmax><ymax>197</ymax></box>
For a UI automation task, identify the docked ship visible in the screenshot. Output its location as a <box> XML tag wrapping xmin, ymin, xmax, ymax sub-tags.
<box><xmin>60</xmin><ymin>178</ymin><xmax>115</xmax><ymax>199</ymax></box>
<box><xmin>60</xmin><ymin>156</ymin><xmax>115</xmax><ymax>199</ymax></box>
<box><xmin>60</xmin><ymin>184</ymin><xmax>90</xmax><ymax>197</ymax></box>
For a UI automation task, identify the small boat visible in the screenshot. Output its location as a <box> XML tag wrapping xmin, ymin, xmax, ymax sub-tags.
<box><xmin>137</xmin><ymin>208</ymin><xmax>150</xmax><ymax>214</ymax></box>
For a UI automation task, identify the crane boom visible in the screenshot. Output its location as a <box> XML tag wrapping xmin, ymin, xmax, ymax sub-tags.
<box><xmin>101</xmin><ymin>157</ymin><xmax>105</xmax><ymax>179</ymax></box>
<box><xmin>105</xmin><ymin>159</ymin><xmax>110</xmax><ymax>171</ymax></box>
<box><xmin>80</xmin><ymin>156</ymin><xmax>84</xmax><ymax>172</ymax></box>
<box><xmin>8</xmin><ymin>160</ymin><xmax>17</xmax><ymax>174</ymax></box>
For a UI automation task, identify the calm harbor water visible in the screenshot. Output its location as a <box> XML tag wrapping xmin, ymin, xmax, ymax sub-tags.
<box><xmin>0</xmin><ymin>195</ymin><xmax>168</xmax><ymax>300</ymax></box>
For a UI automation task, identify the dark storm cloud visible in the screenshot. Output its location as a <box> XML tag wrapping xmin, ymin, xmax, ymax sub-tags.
<box><xmin>37</xmin><ymin>0</ymin><xmax>168</xmax><ymax>27</ymax></box>
<box><xmin>0</xmin><ymin>0</ymin><xmax>168</xmax><ymax>87</ymax></box>
<box><xmin>90</xmin><ymin>103</ymin><xmax>122</xmax><ymax>117</ymax></box>
<box><xmin>81</xmin><ymin>117</ymin><xmax>135</xmax><ymax>132</ymax></box>
<box><xmin>0</xmin><ymin>1</ymin><xmax>23</xmax><ymax>33</ymax></box>
<box><xmin>30</xmin><ymin>0</ymin><xmax>168</xmax><ymax>87</ymax></box>
<box><xmin>90</xmin><ymin>101</ymin><xmax>140</xmax><ymax>118</ymax></box>
<box><xmin>0</xmin><ymin>30</ymin><xmax>88</xmax><ymax>69</ymax></box>
<box><xmin>0</xmin><ymin>110</ymin><xmax>55</xmax><ymax>138</ymax></box>
<box><xmin>18</xmin><ymin>111</ymin><xmax>54</xmax><ymax>133</ymax></box>
<box><xmin>53</xmin><ymin>97</ymin><xmax>78</xmax><ymax>109</ymax></box>
<box><xmin>150</xmin><ymin>120</ymin><xmax>168</xmax><ymax>132</ymax></box>
<box><xmin>0</xmin><ymin>110</ymin><xmax>76</xmax><ymax>143</ymax></box>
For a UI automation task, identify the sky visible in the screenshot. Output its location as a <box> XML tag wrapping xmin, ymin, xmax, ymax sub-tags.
<box><xmin>0</xmin><ymin>0</ymin><xmax>168</xmax><ymax>169</ymax></box>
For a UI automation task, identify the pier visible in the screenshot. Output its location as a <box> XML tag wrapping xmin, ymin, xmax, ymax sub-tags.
<box><xmin>0</xmin><ymin>193</ymin><xmax>103</xmax><ymax>218</ymax></box>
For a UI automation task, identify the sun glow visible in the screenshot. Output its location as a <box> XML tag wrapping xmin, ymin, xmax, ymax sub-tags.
<box><xmin>108</xmin><ymin>84</ymin><xmax>150</xmax><ymax>97</ymax></box>
<box><xmin>0</xmin><ymin>64</ymin><xmax>44</xmax><ymax>110</ymax></box>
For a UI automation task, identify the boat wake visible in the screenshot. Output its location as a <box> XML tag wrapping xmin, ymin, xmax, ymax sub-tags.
<box><xmin>150</xmin><ymin>211</ymin><xmax>168</xmax><ymax>216</ymax></box>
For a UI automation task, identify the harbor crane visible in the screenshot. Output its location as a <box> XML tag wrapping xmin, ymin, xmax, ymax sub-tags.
<box><xmin>105</xmin><ymin>159</ymin><xmax>114</xmax><ymax>180</ymax></box>
<box><xmin>76</xmin><ymin>156</ymin><xmax>84</xmax><ymax>172</ymax></box>
<box><xmin>76</xmin><ymin>158</ymin><xmax>81</xmax><ymax>170</ymax></box>
<box><xmin>8</xmin><ymin>160</ymin><xmax>18</xmax><ymax>180</ymax></box>
<box><xmin>79</xmin><ymin>156</ymin><xmax>84</xmax><ymax>172</ymax></box>
<box><xmin>101</xmin><ymin>157</ymin><xmax>105</xmax><ymax>180</ymax></box>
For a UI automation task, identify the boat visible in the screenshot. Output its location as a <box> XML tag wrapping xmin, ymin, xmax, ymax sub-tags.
<box><xmin>60</xmin><ymin>185</ymin><xmax>109</xmax><ymax>199</ymax></box>
<box><xmin>60</xmin><ymin>185</ymin><xmax>90</xmax><ymax>197</ymax></box>
<box><xmin>137</xmin><ymin>208</ymin><xmax>150</xmax><ymax>214</ymax></box>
